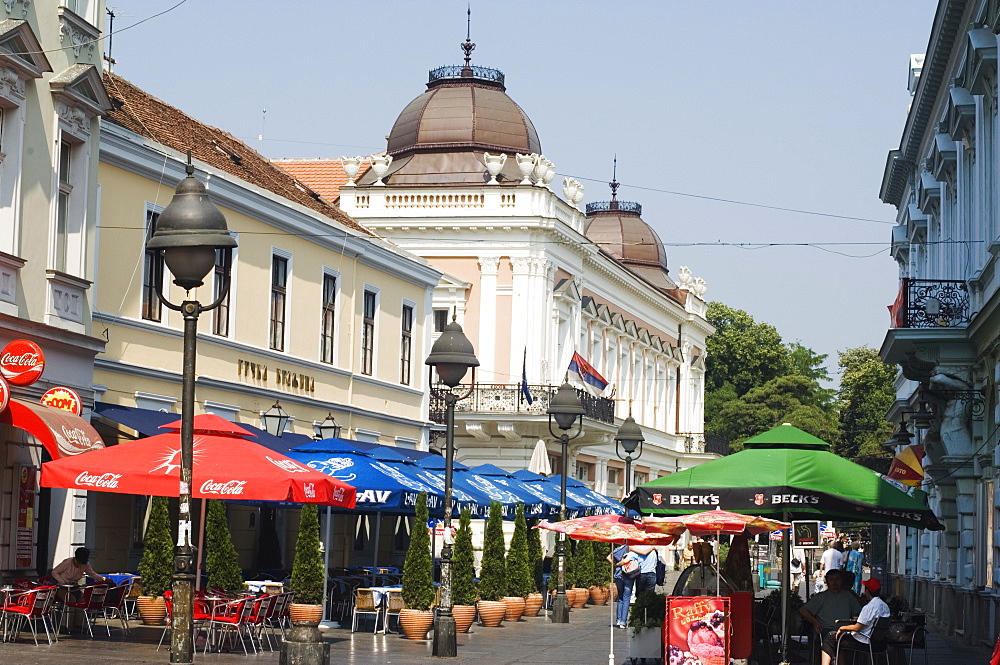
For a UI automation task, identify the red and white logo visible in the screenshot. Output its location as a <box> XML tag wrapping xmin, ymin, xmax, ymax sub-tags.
<box><xmin>266</xmin><ymin>455</ymin><xmax>309</xmax><ymax>473</ymax></box>
<box><xmin>303</xmin><ymin>483</ymin><xmax>316</xmax><ymax>499</ymax></box>
<box><xmin>0</xmin><ymin>375</ymin><xmax>9</xmax><ymax>414</ymax></box>
<box><xmin>652</xmin><ymin>493</ymin><xmax>662</xmax><ymax>505</ymax></box>
<box><xmin>754</xmin><ymin>494</ymin><xmax>765</xmax><ymax>505</ymax></box>
<box><xmin>76</xmin><ymin>471</ymin><xmax>121</xmax><ymax>489</ymax></box>
<box><xmin>0</xmin><ymin>339</ymin><xmax>44</xmax><ymax>386</ymax></box>
<box><xmin>40</xmin><ymin>386</ymin><xmax>82</xmax><ymax>416</ymax></box>
<box><xmin>200</xmin><ymin>479</ymin><xmax>247</xmax><ymax>495</ymax></box>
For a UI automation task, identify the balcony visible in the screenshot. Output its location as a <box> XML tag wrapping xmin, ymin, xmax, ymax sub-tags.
<box><xmin>891</xmin><ymin>278</ymin><xmax>970</xmax><ymax>328</ymax></box>
<box><xmin>429</xmin><ymin>383</ymin><xmax>615</xmax><ymax>426</ymax></box>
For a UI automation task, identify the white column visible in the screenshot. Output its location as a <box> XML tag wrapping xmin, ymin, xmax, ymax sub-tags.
<box><xmin>510</xmin><ymin>256</ymin><xmax>532</xmax><ymax>382</ymax></box>
<box><xmin>478</xmin><ymin>256</ymin><xmax>500</xmax><ymax>382</ymax></box>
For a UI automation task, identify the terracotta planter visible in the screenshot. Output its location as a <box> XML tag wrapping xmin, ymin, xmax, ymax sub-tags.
<box><xmin>288</xmin><ymin>603</ymin><xmax>323</xmax><ymax>626</ymax></box>
<box><xmin>136</xmin><ymin>595</ymin><xmax>166</xmax><ymax>626</ymax></box>
<box><xmin>523</xmin><ymin>593</ymin><xmax>543</xmax><ymax>617</ymax></box>
<box><xmin>477</xmin><ymin>600</ymin><xmax>506</xmax><ymax>627</ymax></box>
<box><xmin>589</xmin><ymin>586</ymin><xmax>607</xmax><ymax>605</ymax></box>
<box><xmin>453</xmin><ymin>604</ymin><xmax>476</xmax><ymax>633</ymax></box>
<box><xmin>502</xmin><ymin>596</ymin><xmax>525</xmax><ymax>622</ymax></box>
<box><xmin>398</xmin><ymin>608</ymin><xmax>434</xmax><ymax>640</ymax></box>
<box><xmin>570</xmin><ymin>587</ymin><xmax>588</xmax><ymax>608</ymax></box>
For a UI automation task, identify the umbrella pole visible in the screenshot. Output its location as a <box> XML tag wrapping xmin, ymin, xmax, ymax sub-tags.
<box><xmin>779</xmin><ymin>511</ymin><xmax>791</xmax><ymax>665</ymax></box>
<box><xmin>372</xmin><ymin>511</ymin><xmax>382</xmax><ymax>572</ymax></box>
<box><xmin>715</xmin><ymin>530</ymin><xmax>721</xmax><ymax>596</ymax></box>
<box><xmin>195</xmin><ymin>498</ymin><xmax>207</xmax><ymax>591</ymax></box>
<box><xmin>609</xmin><ymin>542</ymin><xmax>618</xmax><ymax>665</ymax></box>
<box><xmin>321</xmin><ymin>506</ymin><xmax>336</xmax><ymax>627</ymax></box>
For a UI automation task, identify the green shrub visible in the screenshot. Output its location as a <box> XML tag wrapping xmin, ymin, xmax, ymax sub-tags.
<box><xmin>574</xmin><ymin>539</ymin><xmax>595</xmax><ymax>588</ymax></box>
<box><xmin>136</xmin><ymin>496</ymin><xmax>173</xmax><ymax>597</ymax></box>
<box><xmin>564</xmin><ymin>539</ymin><xmax>575</xmax><ymax>587</ymax></box>
<box><xmin>505</xmin><ymin>504</ymin><xmax>534</xmax><ymax>597</ymax></box>
<box><xmin>452</xmin><ymin>508</ymin><xmax>477</xmax><ymax>605</ymax></box>
<box><xmin>289</xmin><ymin>504</ymin><xmax>324</xmax><ymax>605</ymax></box>
<box><xmin>628</xmin><ymin>590</ymin><xmax>666</xmax><ymax>634</ymax></box>
<box><xmin>527</xmin><ymin>518</ymin><xmax>544</xmax><ymax>593</ymax></box>
<box><xmin>205</xmin><ymin>500</ymin><xmax>244</xmax><ymax>591</ymax></box>
<box><xmin>401</xmin><ymin>493</ymin><xmax>435</xmax><ymax>610</ymax></box>
<box><xmin>593</xmin><ymin>541</ymin><xmax>612</xmax><ymax>586</ymax></box>
<box><xmin>478</xmin><ymin>501</ymin><xmax>506</xmax><ymax>601</ymax></box>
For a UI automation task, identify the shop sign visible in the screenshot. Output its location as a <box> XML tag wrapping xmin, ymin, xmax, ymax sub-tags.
<box><xmin>14</xmin><ymin>465</ymin><xmax>36</xmax><ymax>569</ymax></box>
<box><xmin>40</xmin><ymin>386</ymin><xmax>82</xmax><ymax>416</ymax></box>
<box><xmin>665</xmin><ymin>596</ymin><xmax>730</xmax><ymax>665</ymax></box>
<box><xmin>0</xmin><ymin>375</ymin><xmax>9</xmax><ymax>413</ymax></box>
<box><xmin>791</xmin><ymin>520</ymin><xmax>822</xmax><ymax>548</ymax></box>
<box><xmin>0</xmin><ymin>339</ymin><xmax>44</xmax><ymax>386</ymax></box>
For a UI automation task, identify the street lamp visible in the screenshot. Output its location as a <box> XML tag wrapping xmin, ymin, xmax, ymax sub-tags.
<box><xmin>147</xmin><ymin>155</ymin><xmax>236</xmax><ymax>665</ymax></box>
<box><xmin>315</xmin><ymin>412</ymin><xmax>342</xmax><ymax>440</ymax></box>
<box><xmin>261</xmin><ymin>401</ymin><xmax>289</xmax><ymax>437</ymax></box>
<box><xmin>425</xmin><ymin>317</ymin><xmax>478</xmax><ymax>657</ymax></box>
<box><xmin>882</xmin><ymin>419</ymin><xmax>913</xmax><ymax>452</ymax></box>
<box><xmin>614</xmin><ymin>414</ymin><xmax>644</xmax><ymax>497</ymax></box>
<box><xmin>546</xmin><ymin>382</ymin><xmax>585</xmax><ymax>624</ymax></box>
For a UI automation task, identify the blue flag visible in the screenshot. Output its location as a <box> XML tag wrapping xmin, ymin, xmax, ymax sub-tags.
<box><xmin>521</xmin><ymin>348</ymin><xmax>534</xmax><ymax>405</ymax></box>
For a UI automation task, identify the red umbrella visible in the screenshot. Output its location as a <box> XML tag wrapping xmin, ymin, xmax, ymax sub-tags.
<box><xmin>41</xmin><ymin>414</ymin><xmax>356</xmax><ymax>507</ymax></box>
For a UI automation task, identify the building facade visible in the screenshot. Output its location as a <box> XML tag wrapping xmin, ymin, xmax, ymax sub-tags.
<box><xmin>284</xmin><ymin>48</ymin><xmax>718</xmax><ymax>496</ymax></box>
<box><xmin>880</xmin><ymin>0</ymin><xmax>1000</xmax><ymax>646</ymax></box>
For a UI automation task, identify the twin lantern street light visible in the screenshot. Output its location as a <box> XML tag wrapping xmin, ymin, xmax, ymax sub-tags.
<box><xmin>146</xmin><ymin>156</ymin><xmax>236</xmax><ymax>665</ymax></box>
<box><xmin>424</xmin><ymin>317</ymin><xmax>479</xmax><ymax>657</ymax></box>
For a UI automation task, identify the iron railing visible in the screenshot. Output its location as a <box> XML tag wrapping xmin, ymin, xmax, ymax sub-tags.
<box><xmin>893</xmin><ymin>278</ymin><xmax>971</xmax><ymax>328</ymax></box>
<box><xmin>428</xmin><ymin>65</ymin><xmax>505</xmax><ymax>86</ymax></box>
<box><xmin>585</xmin><ymin>200</ymin><xmax>642</xmax><ymax>215</ymax></box>
<box><xmin>429</xmin><ymin>383</ymin><xmax>615</xmax><ymax>426</ymax></box>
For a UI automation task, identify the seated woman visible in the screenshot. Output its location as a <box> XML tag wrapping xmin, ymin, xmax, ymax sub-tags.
<box><xmin>51</xmin><ymin>547</ymin><xmax>108</xmax><ymax>600</ymax></box>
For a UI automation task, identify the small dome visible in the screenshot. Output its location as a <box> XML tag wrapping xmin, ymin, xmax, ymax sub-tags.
<box><xmin>585</xmin><ymin>200</ymin><xmax>675</xmax><ymax>291</ymax></box>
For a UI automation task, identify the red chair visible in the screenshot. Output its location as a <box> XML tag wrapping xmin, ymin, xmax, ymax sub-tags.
<box><xmin>204</xmin><ymin>595</ymin><xmax>255</xmax><ymax>654</ymax></box>
<box><xmin>265</xmin><ymin>591</ymin><xmax>292</xmax><ymax>643</ymax></box>
<box><xmin>245</xmin><ymin>594</ymin><xmax>278</xmax><ymax>652</ymax></box>
<box><xmin>59</xmin><ymin>584</ymin><xmax>108</xmax><ymax>638</ymax></box>
<box><xmin>2</xmin><ymin>585</ymin><xmax>58</xmax><ymax>645</ymax></box>
<box><xmin>99</xmin><ymin>583</ymin><xmax>130</xmax><ymax>636</ymax></box>
<box><xmin>156</xmin><ymin>590</ymin><xmax>211</xmax><ymax>651</ymax></box>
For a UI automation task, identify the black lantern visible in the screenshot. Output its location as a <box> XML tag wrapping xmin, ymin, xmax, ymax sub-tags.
<box><xmin>910</xmin><ymin>402</ymin><xmax>934</xmax><ymax>430</ymax></box>
<box><xmin>315</xmin><ymin>413</ymin><xmax>342</xmax><ymax>440</ymax></box>
<box><xmin>261</xmin><ymin>401</ymin><xmax>290</xmax><ymax>437</ymax></box>
<box><xmin>547</xmin><ymin>382</ymin><xmax>585</xmax><ymax>431</ymax></box>
<box><xmin>882</xmin><ymin>419</ymin><xmax>914</xmax><ymax>452</ymax></box>
<box><xmin>425</xmin><ymin>319</ymin><xmax>479</xmax><ymax>387</ymax></box>
<box><xmin>615</xmin><ymin>414</ymin><xmax>644</xmax><ymax>496</ymax></box>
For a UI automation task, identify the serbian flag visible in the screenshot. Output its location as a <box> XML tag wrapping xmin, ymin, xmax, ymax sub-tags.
<box><xmin>888</xmin><ymin>282</ymin><xmax>906</xmax><ymax>328</ymax></box>
<box><xmin>888</xmin><ymin>444</ymin><xmax>925</xmax><ymax>487</ymax></box>
<box><xmin>568</xmin><ymin>352</ymin><xmax>608</xmax><ymax>397</ymax></box>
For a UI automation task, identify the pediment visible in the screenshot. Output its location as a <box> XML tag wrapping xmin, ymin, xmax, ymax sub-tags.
<box><xmin>0</xmin><ymin>19</ymin><xmax>50</xmax><ymax>79</ymax></box>
<box><xmin>553</xmin><ymin>276</ymin><xmax>581</xmax><ymax>303</ymax></box>
<box><xmin>50</xmin><ymin>63</ymin><xmax>112</xmax><ymax>117</ymax></box>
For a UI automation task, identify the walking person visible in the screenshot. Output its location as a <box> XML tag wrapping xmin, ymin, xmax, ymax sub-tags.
<box><xmin>610</xmin><ymin>544</ymin><xmax>640</xmax><ymax>629</ymax></box>
<box><xmin>630</xmin><ymin>545</ymin><xmax>660</xmax><ymax>595</ymax></box>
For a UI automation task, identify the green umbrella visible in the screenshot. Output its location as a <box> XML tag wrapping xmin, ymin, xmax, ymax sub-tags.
<box><xmin>626</xmin><ymin>424</ymin><xmax>942</xmax><ymax>531</ymax></box>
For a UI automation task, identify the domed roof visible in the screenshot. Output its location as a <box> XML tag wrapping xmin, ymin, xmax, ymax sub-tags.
<box><xmin>386</xmin><ymin>66</ymin><xmax>541</xmax><ymax>158</ymax></box>
<box><xmin>585</xmin><ymin>196</ymin><xmax>675</xmax><ymax>292</ymax></box>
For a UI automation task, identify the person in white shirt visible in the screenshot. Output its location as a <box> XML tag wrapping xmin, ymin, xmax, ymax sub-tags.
<box><xmin>820</xmin><ymin>540</ymin><xmax>844</xmax><ymax>572</ymax></box>
<box><xmin>819</xmin><ymin>578</ymin><xmax>890</xmax><ymax>665</ymax></box>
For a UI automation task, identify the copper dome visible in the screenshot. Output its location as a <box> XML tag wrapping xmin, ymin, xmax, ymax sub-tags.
<box><xmin>585</xmin><ymin>200</ymin><xmax>675</xmax><ymax>291</ymax></box>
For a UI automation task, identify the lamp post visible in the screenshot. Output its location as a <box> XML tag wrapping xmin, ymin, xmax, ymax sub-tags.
<box><xmin>261</xmin><ymin>401</ymin><xmax>289</xmax><ymax>437</ymax></box>
<box><xmin>546</xmin><ymin>382</ymin><xmax>585</xmax><ymax>624</ymax></box>
<box><xmin>315</xmin><ymin>412</ymin><xmax>342</xmax><ymax>440</ymax></box>
<box><xmin>425</xmin><ymin>317</ymin><xmax>478</xmax><ymax>657</ymax></box>
<box><xmin>147</xmin><ymin>156</ymin><xmax>236</xmax><ymax>665</ymax></box>
<box><xmin>614</xmin><ymin>414</ymin><xmax>644</xmax><ymax>497</ymax></box>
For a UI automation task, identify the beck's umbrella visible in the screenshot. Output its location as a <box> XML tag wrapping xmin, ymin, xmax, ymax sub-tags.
<box><xmin>535</xmin><ymin>515</ymin><xmax>676</xmax><ymax>665</ymax></box>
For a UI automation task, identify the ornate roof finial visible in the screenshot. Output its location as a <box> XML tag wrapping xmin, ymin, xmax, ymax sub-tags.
<box><xmin>461</xmin><ymin>4</ymin><xmax>476</xmax><ymax>74</ymax></box>
<box><xmin>609</xmin><ymin>154</ymin><xmax>620</xmax><ymax>209</ymax></box>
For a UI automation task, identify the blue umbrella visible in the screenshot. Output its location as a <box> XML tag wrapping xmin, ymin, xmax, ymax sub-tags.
<box><xmin>469</xmin><ymin>464</ymin><xmax>564</xmax><ymax>518</ymax></box>
<box><xmin>292</xmin><ymin>437</ymin><xmax>434</xmax><ymax>461</ymax></box>
<box><xmin>416</xmin><ymin>456</ymin><xmax>539</xmax><ymax>519</ymax></box>
<box><xmin>549</xmin><ymin>474</ymin><xmax>625</xmax><ymax>515</ymax></box>
<box><xmin>368</xmin><ymin>456</ymin><xmax>491</xmax><ymax>518</ymax></box>
<box><xmin>513</xmin><ymin>469</ymin><xmax>593</xmax><ymax>516</ymax></box>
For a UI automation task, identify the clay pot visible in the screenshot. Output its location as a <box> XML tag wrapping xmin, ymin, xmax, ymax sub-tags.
<box><xmin>136</xmin><ymin>596</ymin><xmax>166</xmax><ymax>626</ymax></box>
<box><xmin>477</xmin><ymin>600</ymin><xmax>506</xmax><ymax>627</ymax></box>
<box><xmin>288</xmin><ymin>603</ymin><xmax>323</xmax><ymax>626</ymax></box>
<box><xmin>589</xmin><ymin>586</ymin><xmax>607</xmax><ymax>605</ymax></box>
<box><xmin>570</xmin><ymin>587</ymin><xmax>588</xmax><ymax>608</ymax></box>
<box><xmin>523</xmin><ymin>593</ymin><xmax>543</xmax><ymax>617</ymax></box>
<box><xmin>398</xmin><ymin>608</ymin><xmax>434</xmax><ymax>639</ymax></box>
<box><xmin>453</xmin><ymin>604</ymin><xmax>476</xmax><ymax>633</ymax></box>
<box><xmin>502</xmin><ymin>596</ymin><xmax>525</xmax><ymax>622</ymax></box>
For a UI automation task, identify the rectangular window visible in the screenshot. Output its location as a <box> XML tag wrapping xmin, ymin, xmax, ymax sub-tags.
<box><xmin>320</xmin><ymin>273</ymin><xmax>337</xmax><ymax>364</ymax></box>
<box><xmin>141</xmin><ymin>209</ymin><xmax>163</xmax><ymax>321</ymax></box>
<box><xmin>574</xmin><ymin>462</ymin><xmax>591</xmax><ymax>482</ymax></box>
<box><xmin>607</xmin><ymin>468</ymin><xmax>620</xmax><ymax>486</ymax></box>
<box><xmin>433</xmin><ymin>309</ymin><xmax>449</xmax><ymax>333</ymax></box>
<box><xmin>55</xmin><ymin>141</ymin><xmax>72</xmax><ymax>273</ymax></box>
<box><xmin>212</xmin><ymin>249</ymin><xmax>231</xmax><ymax>336</ymax></box>
<box><xmin>361</xmin><ymin>289</ymin><xmax>376</xmax><ymax>375</ymax></box>
<box><xmin>400</xmin><ymin>304</ymin><xmax>413</xmax><ymax>385</ymax></box>
<box><xmin>269</xmin><ymin>255</ymin><xmax>287</xmax><ymax>351</ymax></box>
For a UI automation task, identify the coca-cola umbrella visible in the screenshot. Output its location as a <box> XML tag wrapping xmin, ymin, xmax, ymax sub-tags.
<box><xmin>40</xmin><ymin>413</ymin><xmax>357</xmax><ymax>506</ymax></box>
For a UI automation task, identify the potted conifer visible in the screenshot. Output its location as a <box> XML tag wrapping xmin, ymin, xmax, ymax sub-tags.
<box><xmin>400</xmin><ymin>492</ymin><xmax>435</xmax><ymax>639</ymax></box>
<box><xmin>571</xmin><ymin>540</ymin><xmax>592</xmax><ymax>608</ymax></box>
<box><xmin>477</xmin><ymin>501</ymin><xmax>506</xmax><ymax>627</ymax></box>
<box><xmin>524</xmin><ymin>518</ymin><xmax>544</xmax><ymax>617</ymax></box>
<box><xmin>288</xmin><ymin>504</ymin><xmax>324</xmax><ymax>625</ymax></box>
<box><xmin>204</xmin><ymin>500</ymin><xmax>244</xmax><ymax>592</ymax></box>
<box><xmin>451</xmin><ymin>507</ymin><xmax>477</xmax><ymax>633</ymax></box>
<box><xmin>590</xmin><ymin>541</ymin><xmax>610</xmax><ymax>605</ymax></box>
<box><xmin>136</xmin><ymin>496</ymin><xmax>173</xmax><ymax>625</ymax></box>
<box><xmin>503</xmin><ymin>504</ymin><xmax>532</xmax><ymax>622</ymax></box>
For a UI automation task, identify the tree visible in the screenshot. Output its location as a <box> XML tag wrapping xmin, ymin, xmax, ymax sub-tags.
<box><xmin>593</xmin><ymin>541</ymin><xmax>612</xmax><ymax>586</ymax></box>
<box><xmin>136</xmin><ymin>496</ymin><xmax>173</xmax><ymax>597</ymax></box>
<box><xmin>574</xmin><ymin>539</ymin><xmax>595</xmax><ymax>589</ymax></box>
<box><xmin>787</xmin><ymin>341</ymin><xmax>836</xmax><ymax>408</ymax></box>
<box><xmin>837</xmin><ymin>346</ymin><xmax>897</xmax><ymax>458</ymax></box>
<box><xmin>478</xmin><ymin>501</ymin><xmax>506</xmax><ymax>601</ymax></box>
<box><xmin>289</xmin><ymin>504</ymin><xmax>324</xmax><ymax>605</ymax></box>
<box><xmin>527</xmin><ymin>518</ymin><xmax>544</xmax><ymax>593</ymax></box>
<box><xmin>401</xmin><ymin>493</ymin><xmax>435</xmax><ymax>610</ymax></box>
<box><xmin>204</xmin><ymin>500</ymin><xmax>244</xmax><ymax>591</ymax></box>
<box><xmin>453</xmin><ymin>508</ymin><xmax>477</xmax><ymax>606</ymax></box>
<box><xmin>705</xmin><ymin>302</ymin><xmax>790</xmax><ymax>396</ymax></box>
<box><xmin>505</xmin><ymin>504</ymin><xmax>534</xmax><ymax>597</ymax></box>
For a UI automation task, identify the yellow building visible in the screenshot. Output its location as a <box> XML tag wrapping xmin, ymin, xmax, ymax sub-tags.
<box><xmin>92</xmin><ymin>74</ymin><xmax>440</xmax><ymax>572</ymax></box>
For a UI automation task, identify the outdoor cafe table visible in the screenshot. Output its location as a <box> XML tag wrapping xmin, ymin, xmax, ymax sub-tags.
<box><xmin>367</xmin><ymin>585</ymin><xmax>401</xmax><ymax>606</ymax></box>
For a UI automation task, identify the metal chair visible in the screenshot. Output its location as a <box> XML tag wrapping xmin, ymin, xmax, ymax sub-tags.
<box><xmin>2</xmin><ymin>585</ymin><xmax>58</xmax><ymax>645</ymax></box>
<box><xmin>99</xmin><ymin>583</ymin><xmax>130</xmax><ymax>636</ymax></box>
<box><xmin>382</xmin><ymin>590</ymin><xmax>404</xmax><ymax>633</ymax></box>
<box><xmin>204</xmin><ymin>595</ymin><xmax>256</xmax><ymax>655</ymax></box>
<box><xmin>58</xmin><ymin>584</ymin><xmax>108</xmax><ymax>638</ymax></box>
<box><xmin>351</xmin><ymin>588</ymin><xmax>382</xmax><ymax>633</ymax></box>
<box><xmin>835</xmin><ymin>616</ymin><xmax>892</xmax><ymax>665</ymax></box>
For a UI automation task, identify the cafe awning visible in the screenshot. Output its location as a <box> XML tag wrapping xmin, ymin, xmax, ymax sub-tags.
<box><xmin>0</xmin><ymin>398</ymin><xmax>104</xmax><ymax>459</ymax></box>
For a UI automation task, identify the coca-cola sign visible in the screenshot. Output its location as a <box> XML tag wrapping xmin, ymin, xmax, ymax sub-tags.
<box><xmin>75</xmin><ymin>471</ymin><xmax>122</xmax><ymax>489</ymax></box>
<box><xmin>0</xmin><ymin>375</ymin><xmax>9</xmax><ymax>414</ymax></box>
<box><xmin>200</xmin><ymin>479</ymin><xmax>247</xmax><ymax>495</ymax></box>
<box><xmin>0</xmin><ymin>339</ymin><xmax>45</xmax><ymax>386</ymax></box>
<box><xmin>40</xmin><ymin>386</ymin><xmax>82</xmax><ymax>416</ymax></box>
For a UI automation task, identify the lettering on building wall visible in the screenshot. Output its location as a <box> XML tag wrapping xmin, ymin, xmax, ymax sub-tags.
<box><xmin>238</xmin><ymin>359</ymin><xmax>315</xmax><ymax>394</ymax></box>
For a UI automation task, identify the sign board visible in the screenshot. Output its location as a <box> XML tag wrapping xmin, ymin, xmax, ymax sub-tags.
<box><xmin>792</xmin><ymin>521</ymin><xmax>823</xmax><ymax>548</ymax></box>
<box><xmin>11</xmin><ymin>465</ymin><xmax>37</xmax><ymax>569</ymax></box>
<box><xmin>664</xmin><ymin>596</ymin><xmax>730</xmax><ymax>665</ymax></box>
<box><xmin>40</xmin><ymin>386</ymin><xmax>83</xmax><ymax>416</ymax></box>
<box><xmin>0</xmin><ymin>339</ymin><xmax>45</xmax><ymax>386</ymax></box>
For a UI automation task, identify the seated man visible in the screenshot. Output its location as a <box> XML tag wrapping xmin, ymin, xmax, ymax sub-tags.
<box><xmin>821</xmin><ymin>578</ymin><xmax>890</xmax><ymax>665</ymax></box>
<box><xmin>799</xmin><ymin>570</ymin><xmax>861</xmax><ymax>637</ymax></box>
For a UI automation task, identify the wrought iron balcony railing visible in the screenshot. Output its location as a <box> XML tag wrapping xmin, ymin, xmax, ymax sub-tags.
<box><xmin>891</xmin><ymin>278</ymin><xmax>971</xmax><ymax>328</ymax></box>
<box><xmin>428</xmin><ymin>65</ymin><xmax>505</xmax><ymax>86</ymax></box>
<box><xmin>585</xmin><ymin>200</ymin><xmax>642</xmax><ymax>215</ymax></box>
<box><xmin>429</xmin><ymin>383</ymin><xmax>615</xmax><ymax>426</ymax></box>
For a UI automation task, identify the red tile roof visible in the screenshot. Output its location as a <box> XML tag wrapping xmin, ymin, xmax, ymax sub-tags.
<box><xmin>272</xmin><ymin>159</ymin><xmax>370</xmax><ymax>203</ymax></box>
<box><xmin>102</xmin><ymin>73</ymin><xmax>374</xmax><ymax>237</ymax></box>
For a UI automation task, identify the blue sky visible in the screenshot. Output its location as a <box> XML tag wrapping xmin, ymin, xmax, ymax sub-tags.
<box><xmin>109</xmin><ymin>1</ymin><xmax>937</xmax><ymax>384</ymax></box>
